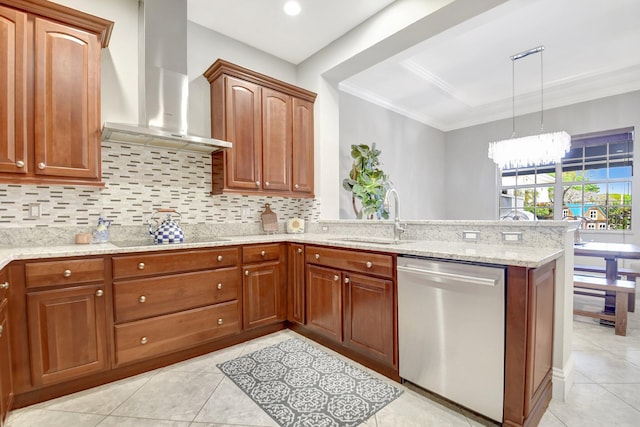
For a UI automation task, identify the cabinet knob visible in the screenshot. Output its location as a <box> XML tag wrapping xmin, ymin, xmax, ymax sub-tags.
<box><xmin>265</xmin><ymin>181</ymin><xmax>270</xmax><ymax>187</ymax></box>
<box><xmin>366</xmin><ymin>261</ymin><xmax>373</xmax><ymax>269</ymax></box>
<box><xmin>217</xmin><ymin>255</ymin><xmax>223</xmax><ymax>262</ymax></box>
<box><xmin>333</xmin><ymin>275</ymin><xmax>339</xmax><ymax>281</ymax></box>
<box><xmin>138</xmin><ymin>262</ymin><xmax>145</xmax><ymax>270</ymax></box>
<box><xmin>140</xmin><ymin>336</ymin><xmax>148</xmax><ymax>345</ymax></box>
<box><xmin>245</xmin><ymin>270</ymin><xmax>249</xmax><ymax>276</ymax></box>
<box><xmin>139</xmin><ymin>295</ymin><xmax>146</xmax><ymax>303</ymax></box>
<box><xmin>297</xmin><ymin>248</ymin><xmax>303</xmax><ymax>254</ymax></box>
<box><xmin>261</xmin><ymin>250</ymin><xmax>266</xmax><ymax>256</ymax></box>
<box><xmin>37</xmin><ymin>162</ymin><xmax>46</xmax><ymax>170</ymax></box>
<box><xmin>16</xmin><ymin>160</ymin><xmax>24</xmax><ymax>168</ymax></box>
<box><xmin>0</xmin><ymin>325</ymin><xmax>3</xmax><ymax>336</ymax></box>
<box><xmin>255</xmin><ymin>180</ymin><xmax>261</xmax><ymax>187</ymax></box>
<box><xmin>294</xmin><ymin>184</ymin><xmax>299</xmax><ymax>189</ymax></box>
<box><xmin>96</xmin><ymin>289</ymin><xmax>104</xmax><ymax>297</ymax></box>
<box><xmin>217</xmin><ymin>283</ymin><xmax>223</xmax><ymax>290</ymax></box>
<box><xmin>315</xmin><ymin>253</ymin><xmax>320</xmax><ymax>260</ymax></box>
<box><xmin>63</xmin><ymin>269</ymin><xmax>72</xmax><ymax>278</ymax></box>
<box><xmin>344</xmin><ymin>277</ymin><xmax>350</xmax><ymax>284</ymax></box>
<box><xmin>217</xmin><ymin>318</ymin><xmax>224</xmax><ymax>325</ymax></box>
<box><xmin>0</xmin><ymin>282</ymin><xmax>9</xmax><ymax>290</ymax></box>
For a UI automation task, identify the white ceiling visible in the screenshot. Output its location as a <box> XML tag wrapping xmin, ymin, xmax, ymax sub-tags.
<box><xmin>189</xmin><ymin>0</ymin><xmax>640</xmax><ymax>132</ymax></box>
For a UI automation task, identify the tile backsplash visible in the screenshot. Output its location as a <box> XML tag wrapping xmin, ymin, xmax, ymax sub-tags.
<box><xmin>0</xmin><ymin>141</ymin><xmax>321</xmax><ymax>229</ymax></box>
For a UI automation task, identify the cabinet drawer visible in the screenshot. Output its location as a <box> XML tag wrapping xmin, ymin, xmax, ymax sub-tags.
<box><xmin>114</xmin><ymin>301</ymin><xmax>241</xmax><ymax>366</ymax></box>
<box><xmin>306</xmin><ymin>246</ymin><xmax>394</xmax><ymax>278</ymax></box>
<box><xmin>114</xmin><ymin>267</ymin><xmax>240</xmax><ymax>323</ymax></box>
<box><xmin>112</xmin><ymin>247</ymin><xmax>239</xmax><ymax>279</ymax></box>
<box><xmin>242</xmin><ymin>243</ymin><xmax>281</xmax><ymax>264</ymax></box>
<box><xmin>25</xmin><ymin>258</ymin><xmax>105</xmax><ymax>289</ymax></box>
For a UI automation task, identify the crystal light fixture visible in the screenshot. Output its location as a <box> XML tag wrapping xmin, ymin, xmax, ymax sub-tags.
<box><xmin>488</xmin><ymin>46</ymin><xmax>570</xmax><ymax>169</ymax></box>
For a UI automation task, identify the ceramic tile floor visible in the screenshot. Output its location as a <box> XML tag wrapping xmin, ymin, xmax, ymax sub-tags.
<box><xmin>6</xmin><ymin>294</ymin><xmax>640</xmax><ymax>427</ymax></box>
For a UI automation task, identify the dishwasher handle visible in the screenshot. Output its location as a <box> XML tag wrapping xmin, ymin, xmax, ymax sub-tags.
<box><xmin>397</xmin><ymin>264</ymin><xmax>498</xmax><ymax>287</ymax></box>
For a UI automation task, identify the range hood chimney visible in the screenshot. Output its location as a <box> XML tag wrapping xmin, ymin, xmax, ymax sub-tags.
<box><xmin>101</xmin><ymin>0</ymin><xmax>231</xmax><ymax>153</ymax></box>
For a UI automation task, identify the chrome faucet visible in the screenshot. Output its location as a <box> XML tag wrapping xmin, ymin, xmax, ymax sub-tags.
<box><xmin>383</xmin><ymin>188</ymin><xmax>405</xmax><ymax>242</ymax></box>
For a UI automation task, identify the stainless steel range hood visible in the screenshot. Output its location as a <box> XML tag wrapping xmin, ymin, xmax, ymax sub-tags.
<box><xmin>101</xmin><ymin>0</ymin><xmax>231</xmax><ymax>153</ymax></box>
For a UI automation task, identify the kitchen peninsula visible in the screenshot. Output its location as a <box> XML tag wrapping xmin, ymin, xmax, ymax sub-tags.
<box><xmin>0</xmin><ymin>220</ymin><xmax>573</xmax><ymax>427</ymax></box>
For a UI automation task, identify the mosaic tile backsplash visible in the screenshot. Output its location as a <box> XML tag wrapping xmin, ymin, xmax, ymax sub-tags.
<box><xmin>0</xmin><ymin>141</ymin><xmax>321</xmax><ymax>229</ymax></box>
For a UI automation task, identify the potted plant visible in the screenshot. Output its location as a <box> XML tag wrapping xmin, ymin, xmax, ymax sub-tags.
<box><xmin>342</xmin><ymin>143</ymin><xmax>391</xmax><ymax>219</ymax></box>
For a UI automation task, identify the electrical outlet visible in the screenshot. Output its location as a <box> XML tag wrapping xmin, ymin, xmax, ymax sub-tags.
<box><xmin>463</xmin><ymin>230</ymin><xmax>479</xmax><ymax>241</ymax></box>
<box><xmin>241</xmin><ymin>207</ymin><xmax>251</xmax><ymax>218</ymax></box>
<box><xmin>28</xmin><ymin>203</ymin><xmax>41</xmax><ymax>219</ymax></box>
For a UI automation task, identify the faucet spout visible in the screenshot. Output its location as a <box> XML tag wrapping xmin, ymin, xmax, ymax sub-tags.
<box><xmin>383</xmin><ymin>188</ymin><xmax>405</xmax><ymax>241</ymax></box>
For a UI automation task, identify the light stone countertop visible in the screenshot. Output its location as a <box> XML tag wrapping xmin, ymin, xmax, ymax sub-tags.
<box><xmin>0</xmin><ymin>232</ymin><xmax>564</xmax><ymax>270</ymax></box>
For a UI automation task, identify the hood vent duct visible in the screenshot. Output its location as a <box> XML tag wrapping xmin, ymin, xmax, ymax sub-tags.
<box><xmin>101</xmin><ymin>0</ymin><xmax>231</xmax><ymax>153</ymax></box>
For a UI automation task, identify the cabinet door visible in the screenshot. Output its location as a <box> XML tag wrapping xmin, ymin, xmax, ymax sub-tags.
<box><xmin>0</xmin><ymin>6</ymin><xmax>27</xmax><ymax>175</ymax></box>
<box><xmin>225</xmin><ymin>76</ymin><xmax>262</xmax><ymax>190</ymax></box>
<box><xmin>288</xmin><ymin>244</ymin><xmax>305</xmax><ymax>324</ymax></box>
<box><xmin>343</xmin><ymin>273</ymin><xmax>395</xmax><ymax>367</ymax></box>
<box><xmin>0</xmin><ymin>301</ymin><xmax>12</xmax><ymax>425</ymax></box>
<box><xmin>243</xmin><ymin>261</ymin><xmax>285</xmax><ymax>329</ymax></box>
<box><xmin>262</xmin><ymin>88</ymin><xmax>291</xmax><ymax>192</ymax></box>
<box><xmin>33</xmin><ymin>17</ymin><xmax>101</xmax><ymax>179</ymax></box>
<box><xmin>27</xmin><ymin>284</ymin><xmax>108</xmax><ymax>386</ymax></box>
<box><xmin>292</xmin><ymin>97</ymin><xmax>313</xmax><ymax>195</ymax></box>
<box><xmin>306</xmin><ymin>265</ymin><xmax>342</xmax><ymax>342</ymax></box>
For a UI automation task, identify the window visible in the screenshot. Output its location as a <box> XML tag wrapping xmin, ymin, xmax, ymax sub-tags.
<box><xmin>499</xmin><ymin>127</ymin><xmax>633</xmax><ymax>230</ymax></box>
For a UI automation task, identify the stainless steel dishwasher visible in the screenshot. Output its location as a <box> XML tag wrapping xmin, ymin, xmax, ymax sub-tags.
<box><xmin>397</xmin><ymin>255</ymin><xmax>506</xmax><ymax>422</ymax></box>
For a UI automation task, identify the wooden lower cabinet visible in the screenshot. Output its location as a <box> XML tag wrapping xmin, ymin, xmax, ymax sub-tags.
<box><xmin>26</xmin><ymin>283</ymin><xmax>108</xmax><ymax>387</ymax></box>
<box><xmin>343</xmin><ymin>273</ymin><xmax>394</xmax><ymax>367</ymax></box>
<box><xmin>242</xmin><ymin>244</ymin><xmax>286</xmax><ymax>330</ymax></box>
<box><xmin>306</xmin><ymin>265</ymin><xmax>342</xmax><ymax>342</ymax></box>
<box><xmin>287</xmin><ymin>243</ymin><xmax>305</xmax><ymax>324</ymax></box>
<box><xmin>114</xmin><ymin>301</ymin><xmax>241</xmax><ymax>366</ymax></box>
<box><xmin>0</xmin><ymin>299</ymin><xmax>12</xmax><ymax>427</ymax></box>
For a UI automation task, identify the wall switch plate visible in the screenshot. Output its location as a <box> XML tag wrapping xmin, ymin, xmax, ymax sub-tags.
<box><xmin>463</xmin><ymin>230</ymin><xmax>480</xmax><ymax>241</ymax></box>
<box><xmin>322</xmin><ymin>226</ymin><xmax>329</xmax><ymax>232</ymax></box>
<box><xmin>502</xmin><ymin>231</ymin><xmax>523</xmax><ymax>242</ymax></box>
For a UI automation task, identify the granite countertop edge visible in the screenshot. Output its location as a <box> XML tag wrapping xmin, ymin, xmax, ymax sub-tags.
<box><xmin>0</xmin><ymin>233</ymin><xmax>564</xmax><ymax>270</ymax></box>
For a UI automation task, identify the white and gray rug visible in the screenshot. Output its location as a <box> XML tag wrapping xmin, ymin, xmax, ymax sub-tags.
<box><xmin>217</xmin><ymin>337</ymin><xmax>403</xmax><ymax>427</ymax></box>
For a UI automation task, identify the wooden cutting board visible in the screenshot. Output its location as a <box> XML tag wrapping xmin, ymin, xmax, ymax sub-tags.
<box><xmin>261</xmin><ymin>203</ymin><xmax>278</xmax><ymax>233</ymax></box>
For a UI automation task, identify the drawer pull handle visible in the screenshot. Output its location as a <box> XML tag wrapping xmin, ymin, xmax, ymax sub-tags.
<box><xmin>217</xmin><ymin>283</ymin><xmax>223</xmax><ymax>290</ymax></box>
<box><xmin>96</xmin><ymin>289</ymin><xmax>104</xmax><ymax>297</ymax></box>
<box><xmin>297</xmin><ymin>248</ymin><xmax>302</xmax><ymax>254</ymax></box>
<box><xmin>261</xmin><ymin>250</ymin><xmax>266</xmax><ymax>256</ymax></box>
<box><xmin>0</xmin><ymin>282</ymin><xmax>9</xmax><ymax>290</ymax></box>
<box><xmin>333</xmin><ymin>275</ymin><xmax>339</xmax><ymax>281</ymax></box>
<box><xmin>16</xmin><ymin>160</ymin><xmax>24</xmax><ymax>168</ymax></box>
<box><xmin>344</xmin><ymin>277</ymin><xmax>350</xmax><ymax>284</ymax></box>
<box><xmin>140</xmin><ymin>336</ymin><xmax>148</xmax><ymax>345</ymax></box>
<box><xmin>245</xmin><ymin>270</ymin><xmax>249</xmax><ymax>276</ymax></box>
<box><xmin>0</xmin><ymin>325</ymin><xmax>3</xmax><ymax>336</ymax></box>
<box><xmin>217</xmin><ymin>255</ymin><xmax>223</xmax><ymax>262</ymax></box>
<box><xmin>37</xmin><ymin>162</ymin><xmax>46</xmax><ymax>170</ymax></box>
<box><xmin>138</xmin><ymin>262</ymin><xmax>145</xmax><ymax>270</ymax></box>
<box><xmin>63</xmin><ymin>269</ymin><xmax>72</xmax><ymax>278</ymax></box>
<box><xmin>217</xmin><ymin>318</ymin><xmax>223</xmax><ymax>325</ymax></box>
<box><xmin>139</xmin><ymin>295</ymin><xmax>146</xmax><ymax>303</ymax></box>
<box><xmin>315</xmin><ymin>254</ymin><xmax>320</xmax><ymax>260</ymax></box>
<box><xmin>366</xmin><ymin>261</ymin><xmax>373</xmax><ymax>269</ymax></box>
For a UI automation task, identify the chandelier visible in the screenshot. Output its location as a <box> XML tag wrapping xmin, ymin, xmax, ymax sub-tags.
<box><xmin>488</xmin><ymin>46</ymin><xmax>570</xmax><ymax>169</ymax></box>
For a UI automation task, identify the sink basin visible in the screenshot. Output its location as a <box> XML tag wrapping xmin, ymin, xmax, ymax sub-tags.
<box><xmin>330</xmin><ymin>237</ymin><xmax>414</xmax><ymax>245</ymax></box>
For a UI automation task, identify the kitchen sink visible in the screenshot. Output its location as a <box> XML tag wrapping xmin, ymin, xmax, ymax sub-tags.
<box><xmin>330</xmin><ymin>237</ymin><xmax>414</xmax><ymax>245</ymax></box>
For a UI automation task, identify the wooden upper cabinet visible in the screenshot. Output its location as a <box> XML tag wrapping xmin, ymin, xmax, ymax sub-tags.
<box><xmin>292</xmin><ymin>97</ymin><xmax>313</xmax><ymax>194</ymax></box>
<box><xmin>225</xmin><ymin>76</ymin><xmax>262</xmax><ymax>190</ymax></box>
<box><xmin>262</xmin><ymin>87</ymin><xmax>291</xmax><ymax>192</ymax></box>
<box><xmin>205</xmin><ymin>59</ymin><xmax>316</xmax><ymax>197</ymax></box>
<box><xmin>0</xmin><ymin>6</ymin><xmax>27</xmax><ymax>175</ymax></box>
<box><xmin>33</xmin><ymin>17</ymin><xmax>100</xmax><ymax>180</ymax></box>
<box><xmin>0</xmin><ymin>0</ymin><xmax>113</xmax><ymax>186</ymax></box>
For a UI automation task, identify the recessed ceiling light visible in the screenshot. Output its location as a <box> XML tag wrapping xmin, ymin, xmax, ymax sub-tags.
<box><xmin>283</xmin><ymin>1</ymin><xmax>301</xmax><ymax>16</ymax></box>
